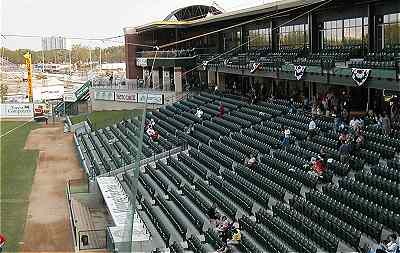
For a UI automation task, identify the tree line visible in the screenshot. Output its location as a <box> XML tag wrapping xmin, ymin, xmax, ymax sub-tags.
<box><xmin>1</xmin><ymin>44</ymin><xmax>125</xmax><ymax>65</ymax></box>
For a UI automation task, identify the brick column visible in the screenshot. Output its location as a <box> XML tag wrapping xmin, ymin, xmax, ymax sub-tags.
<box><xmin>163</xmin><ymin>67</ymin><xmax>170</xmax><ymax>91</ymax></box>
<box><xmin>152</xmin><ymin>68</ymin><xmax>160</xmax><ymax>89</ymax></box>
<box><xmin>124</xmin><ymin>27</ymin><xmax>138</xmax><ymax>80</ymax></box>
<box><xmin>174</xmin><ymin>67</ymin><xmax>183</xmax><ymax>93</ymax></box>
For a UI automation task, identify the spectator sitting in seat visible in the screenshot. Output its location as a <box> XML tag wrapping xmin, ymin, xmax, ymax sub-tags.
<box><xmin>308</xmin><ymin>117</ymin><xmax>317</xmax><ymax>139</ymax></box>
<box><xmin>337</xmin><ymin>130</ymin><xmax>348</xmax><ymax>148</ymax></box>
<box><xmin>354</xmin><ymin>130</ymin><xmax>365</xmax><ymax>151</ymax></box>
<box><xmin>281</xmin><ymin>127</ymin><xmax>290</xmax><ymax>148</ymax></box>
<box><xmin>207</xmin><ymin>203</ymin><xmax>219</xmax><ymax>226</ymax></box>
<box><xmin>151</xmin><ymin>131</ymin><xmax>159</xmax><ymax>142</ymax></box>
<box><xmin>227</xmin><ymin>228</ymin><xmax>241</xmax><ymax>246</ymax></box>
<box><xmin>377</xmin><ymin>114</ymin><xmax>384</xmax><ymax>128</ymax></box>
<box><xmin>355</xmin><ymin>116</ymin><xmax>364</xmax><ymax>129</ymax></box>
<box><xmin>383</xmin><ymin>113</ymin><xmax>391</xmax><ymax>136</ymax></box>
<box><xmin>218</xmin><ymin>102</ymin><xmax>225</xmax><ymax>118</ymax></box>
<box><xmin>218</xmin><ymin>222</ymin><xmax>240</xmax><ymax>253</ymax></box>
<box><xmin>334</xmin><ymin>114</ymin><xmax>342</xmax><ymax>133</ymax></box>
<box><xmin>146</xmin><ymin>126</ymin><xmax>155</xmax><ymax>137</ymax></box>
<box><xmin>195</xmin><ymin>108</ymin><xmax>203</xmax><ymax>118</ymax></box>
<box><xmin>217</xmin><ymin>216</ymin><xmax>230</xmax><ymax>232</ymax></box>
<box><xmin>246</xmin><ymin>154</ymin><xmax>257</xmax><ymax>169</ymax></box>
<box><xmin>289</xmin><ymin>98</ymin><xmax>296</xmax><ymax>113</ymax></box>
<box><xmin>350</xmin><ymin>116</ymin><xmax>357</xmax><ymax>131</ymax></box>
<box><xmin>366</xmin><ymin>110</ymin><xmax>376</xmax><ymax>125</ymax></box>
<box><xmin>375</xmin><ymin>239</ymin><xmax>391</xmax><ymax>253</ymax></box>
<box><xmin>311</xmin><ymin>104</ymin><xmax>317</xmax><ymax>116</ymax></box>
<box><xmin>150</xmin><ymin>118</ymin><xmax>155</xmax><ymax>128</ymax></box>
<box><xmin>218</xmin><ymin>223</ymin><xmax>233</xmax><ymax>250</ymax></box>
<box><xmin>320</xmin><ymin>147</ymin><xmax>328</xmax><ymax>164</ymax></box>
<box><xmin>359</xmin><ymin>243</ymin><xmax>372</xmax><ymax>253</ymax></box>
<box><xmin>186</xmin><ymin>126</ymin><xmax>194</xmax><ymax>136</ymax></box>
<box><xmin>310</xmin><ymin>156</ymin><xmax>327</xmax><ymax>177</ymax></box>
<box><xmin>304</xmin><ymin>157</ymin><xmax>316</xmax><ymax>172</ymax></box>
<box><xmin>146</xmin><ymin>127</ymin><xmax>159</xmax><ymax>142</ymax></box>
<box><xmin>387</xmin><ymin>234</ymin><xmax>399</xmax><ymax>253</ymax></box>
<box><xmin>341</xmin><ymin>108</ymin><xmax>349</xmax><ymax>124</ymax></box>
<box><xmin>339</xmin><ymin>140</ymin><xmax>352</xmax><ymax>163</ymax></box>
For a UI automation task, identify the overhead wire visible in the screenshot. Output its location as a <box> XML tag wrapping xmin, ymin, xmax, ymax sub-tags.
<box><xmin>103</xmin><ymin>1</ymin><xmax>306</xmax><ymax>44</ymax></box>
<box><xmin>0</xmin><ymin>1</ymin><xmax>315</xmax><ymax>50</ymax></box>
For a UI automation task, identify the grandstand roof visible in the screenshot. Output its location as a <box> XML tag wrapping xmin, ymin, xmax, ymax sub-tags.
<box><xmin>164</xmin><ymin>4</ymin><xmax>224</xmax><ymax>22</ymax></box>
<box><xmin>124</xmin><ymin>0</ymin><xmax>325</xmax><ymax>33</ymax></box>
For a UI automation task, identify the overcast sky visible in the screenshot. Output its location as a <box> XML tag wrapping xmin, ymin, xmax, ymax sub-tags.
<box><xmin>1</xmin><ymin>0</ymin><xmax>274</xmax><ymax>50</ymax></box>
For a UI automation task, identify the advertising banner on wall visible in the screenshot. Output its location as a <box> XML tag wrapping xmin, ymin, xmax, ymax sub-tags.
<box><xmin>0</xmin><ymin>103</ymin><xmax>34</xmax><ymax>118</ymax></box>
<box><xmin>137</xmin><ymin>93</ymin><xmax>164</xmax><ymax>105</ymax></box>
<box><xmin>95</xmin><ymin>90</ymin><xmax>115</xmax><ymax>101</ymax></box>
<box><xmin>64</xmin><ymin>93</ymin><xmax>77</xmax><ymax>102</ymax></box>
<box><xmin>33</xmin><ymin>103</ymin><xmax>52</xmax><ymax>119</ymax></box>
<box><xmin>75</xmin><ymin>81</ymin><xmax>91</xmax><ymax>100</ymax></box>
<box><xmin>33</xmin><ymin>85</ymin><xmax>64</xmax><ymax>101</ymax></box>
<box><xmin>115</xmin><ymin>92</ymin><xmax>137</xmax><ymax>103</ymax></box>
<box><xmin>136</xmin><ymin>58</ymin><xmax>148</xmax><ymax>67</ymax></box>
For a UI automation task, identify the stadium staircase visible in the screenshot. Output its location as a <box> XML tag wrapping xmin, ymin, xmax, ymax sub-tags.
<box><xmin>70</xmin><ymin>198</ymin><xmax>103</xmax><ymax>249</ymax></box>
<box><xmin>74</xmin><ymin>91</ymin><xmax>400</xmax><ymax>253</ymax></box>
<box><xmin>54</xmin><ymin>79</ymin><xmax>91</xmax><ymax>115</ymax></box>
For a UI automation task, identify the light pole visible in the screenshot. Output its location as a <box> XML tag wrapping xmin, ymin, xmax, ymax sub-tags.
<box><xmin>89</xmin><ymin>47</ymin><xmax>92</xmax><ymax>73</ymax></box>
<box><xmin>41</xmin><ymin>50</ymin><xmax>45</xmax><ymax>72</ymax></box>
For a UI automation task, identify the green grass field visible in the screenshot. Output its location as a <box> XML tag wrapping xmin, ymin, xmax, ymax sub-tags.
<box><xmin>70</xmin><ymin>109</ymin><xmax>144</xmax><ymax>130</ymax></box>
<box><xmin>0</xmin><ymin>121</ymin><xmax>39</xmax><ymax>252</ymax></box>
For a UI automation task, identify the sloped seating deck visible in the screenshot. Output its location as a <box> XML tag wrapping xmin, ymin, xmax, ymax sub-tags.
<box><xmin>77</xmin><ymin>92</ymin><xmax>399</xmax><ymax>253</ymax></box>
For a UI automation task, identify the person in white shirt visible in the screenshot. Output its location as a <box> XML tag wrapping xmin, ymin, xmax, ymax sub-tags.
<box><xmin>284</xmin><ymin>128</ymin><xmax>291</xmax><ymax>138</ymax></box>
<box><xmin>282</xmin><ymin>127</ymin><xmax>290</xmax><ymax>147</ymax></box>
<box><xmin>308</xmin><ymin>118</ymin><xmax>317</xmax><ymax>138</ymax></box>
<box><xmin>349</xmin><ymin>117</ymin><xmax>357</xmax><ymax>130</ymax></box>
<box><xmin>247</xmin><ymin>155</ymin><xmax>257</xmax><ymax>168</ymax></box>
<box><xmin>195</xmin><ymin>108</ymin><xmax>203</xmax><ymax>118</ymax></box>
<box><xmin>387</xmin><ymin>234</ymin><xmax>399</xmax><ymax>253</ymax></box>
<box><xmin>146</xmin><ymin>127</ymin><xmax>155</xmax><ymax>137</ymax></box>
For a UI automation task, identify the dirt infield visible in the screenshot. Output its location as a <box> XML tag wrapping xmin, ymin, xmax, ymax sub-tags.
<box><xmin>20</xmin><ymin>123</ymin><xmax>84</xmax><ymax>252</ymax></box>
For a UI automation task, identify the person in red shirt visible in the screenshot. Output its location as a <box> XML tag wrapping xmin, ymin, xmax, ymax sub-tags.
<box><xmin>313</xmin><ymin>159</ymin><xmax>326</xmax><ymax>175</ymax></box>
<box><xmin>218</xmin><ymin>102</ymin><xmax>224</xmax><ymax>118</ymax></box>
<box><xmin>151</xmin><ymin>131</ymin><xmax>159</xmax><ymax>142</ymax></box>
<box><xmin>0</xmin><ymin>233</ymin><xmax>6</xmax><ymax>252</ymax></box>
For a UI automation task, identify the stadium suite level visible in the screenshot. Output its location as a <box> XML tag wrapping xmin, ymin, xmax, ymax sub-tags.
<box><xmin>123</xmin><ymin>0</ymin><xmax>400</xmax><ymax>113</ymax></box>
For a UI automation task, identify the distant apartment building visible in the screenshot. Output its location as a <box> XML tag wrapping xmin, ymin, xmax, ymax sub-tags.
<box><xmin>41</xmin><ymin>36</ymin><xmax>67</xmax><ymax>51</ymax></box>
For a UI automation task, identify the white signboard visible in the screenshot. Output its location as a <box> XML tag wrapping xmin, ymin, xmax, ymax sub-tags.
<box><xmin>33</xmin><ymin>85</ymin><xmax>64</xmax><ymax>101</ymax></box>
<box><xmin>136</xmin><ymin>58</ymin><xmax>147</xmax><ymax>67</ymax></box>
<box><xmin>0</xmin><ymin>103</ymin><xmax>34</xmax><ymax>118</ymax></box>
<box><xmin>137</xmin><ymin>93</ymin><xmax>163</xmax><ymax>105</ymax></box>
<box><xmin>95</xmin><ymin>90</ymin><xmax>115</xmax><ymax>101</ymax></box>
<box><xmin>115</xmin><ymin>92</ymin><xmax>137</xmax><ymax>103</ymax></box>
<box><xmin>5</xmin><ymin>95</ymin><xmax>28</xmax><ymax>103</ymax></box>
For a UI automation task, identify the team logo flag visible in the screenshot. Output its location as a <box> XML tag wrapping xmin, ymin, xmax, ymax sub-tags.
<box><xmin>202</xmin><ymin>61</ymin><xmax>208</xmax><ymax>70</ymax></box>
<box><xmin>294</xmin><ymin>65</ymin><xmax>306</xmax><ymax>80</ymax></box>
<box><xmin>250</xmin><ymin>62</ymin><xmax>262</xmax><ymax>73</ymax></box>
<box><xmin>351</xmin><ymin>68</ymin><xmax>371</xmax><ymax>86</ymax></box>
